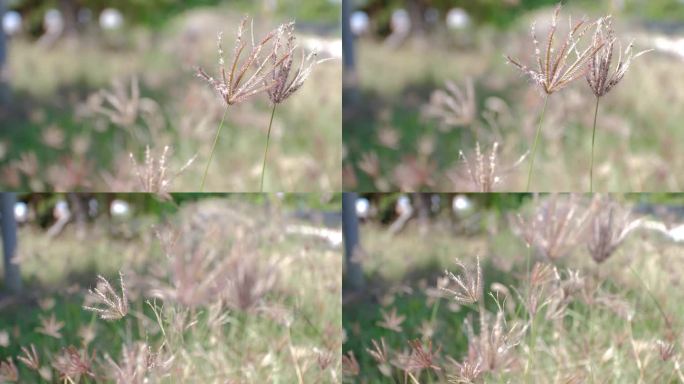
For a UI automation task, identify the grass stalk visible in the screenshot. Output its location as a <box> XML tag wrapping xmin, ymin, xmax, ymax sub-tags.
<box><xmin>200</xmin><ymin>107</ymin><xmax>228</xmax><ymax>191</ymax></box>
<box><xmin>590</xmin><ymin>95</ymin><xmax>600</xmax><ymax>192</ymax></box>
<box><xmin>526</xmin><ymin>95</ymin><xmax>549</xmax><ymax>191</ymax></box>
<box><xmin>260</xmin><ymin>103</ymin><xmax>278</xmax><ymax>192</ymax></box>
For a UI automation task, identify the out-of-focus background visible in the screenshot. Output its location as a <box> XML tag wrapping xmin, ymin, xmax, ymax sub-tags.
<box><xmin>342</xmin><ymin>193</ymin><xmax>684</xmax><ymax>382</ymax></box>
<box><xmin>0</xmin><ymin>0</ymin><xmax>342</xmax><ymax>192</ymax></box>
<box><xmin>0</xmin><ymin>193</ymin><xmax>342</xmax><ymax>382</ymax></box>
<box><xmin>343</xmin><ymin>0</ymin><xmax>684</xmax><ymax>192</ymax></box>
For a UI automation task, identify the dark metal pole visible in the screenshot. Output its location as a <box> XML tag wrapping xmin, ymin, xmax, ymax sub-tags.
<box><xmin>1</xmin><ymin>193</ymin><xmax>21</xmax><ymax>293</ymax></box>
<box><xmin>342</xmin><ymin>192</ymin><xmax>363</xmax><ymax>291</ymax></box>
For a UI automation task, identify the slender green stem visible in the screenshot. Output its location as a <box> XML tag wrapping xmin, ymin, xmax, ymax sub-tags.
<box><xmin>590</xmin><ymin>95</ymin><xmax>600</xmax><ymax>193</ymax></box>
<box><xmin>526</xmin><ymin>95</ymin><xmax>549</xmax><ymax>192</ymax></box>
<box><xmin>260</xmin><ymin>103</ymin><xmax>277</xmax><ymax>192</ymax></box>
<box><xmin>200</xmin><ymin>107</ymin><xmax>228</xmax><ymax>191</ymax></box>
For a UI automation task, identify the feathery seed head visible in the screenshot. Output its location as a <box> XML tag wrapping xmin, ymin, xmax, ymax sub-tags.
<box><xmin>52</xmin><ymin>347</ymin><xmax>95</xmax><ymax>382</ymax></box>
<box><xmin>197</xmin><ymin>16</ymin><xmax>288</xmax><ymax>106</ymax></box>
<box><xmin>129</xmin><ymin>146</ymin><xmax>196</xmax><ymax>199</ymax></box>
<box><xmin>506</xmin><ymin>3</ymin><xmax>603</xmax><ymax>94</ymax></box>
<box><xmin>442</xmin><ymin>256</ymin><xmax>483</xmax><ymax>305</ymax></box>
<box><xmin>83</xmin><ymin>271</ymin><xmax>129</xmax><ymax>320</ymax></box>
<box><xmin>17</xmin><ymin>345</ymin><xmax>40</xmax><ymax>371</ymax></box>
<box><xmin>587</xmin><ymin>197</ymin><xmax>637</xmax><ymax>263</ymax></box>
<box><xmin>586</xmin><ymin>15</ymin><xmax>651</xmax><ymax>97</ymax></box>
<box><xmin>263</xmin><ymin>21</ymin><xmax>321</xmax><ymax>104</ymax></box>
<box><xmin>424</xmin><ymin>78</ymin><xmax>477</xmax><ymax>130</ymax></box>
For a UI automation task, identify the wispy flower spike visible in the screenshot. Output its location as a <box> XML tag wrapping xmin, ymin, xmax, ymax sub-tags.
<box><xmin>17</xmin><ymin>344</ymin><xmax>40</xmax><ymax>371</ymax></box>
<box><xmin>262</xmin><ymin>22</ymin><xmax>321</xmax><ymax>104</ymax></box>
<box><xmin>457</xmin><ymin>142</ymin><xmax>528</xmax><ymax>193</ymax></box>
<box><xmin>197</xmin><ymin>16</ymin><xmax>285</xmax><ymax>106</ymax></box>
<box><xmin>506</xmin><ymin>3</ymin><xmax>604</xmax><ymax>94</ymax></box>
<box><xmin>441</xmin><ymin>256</ymin><xmax>482</xmax><ymax>305</ymax></box>
<box><xmin>587</xmin><ymin>15</ymin><xmax>652</xmax><ymax>97</ymax></box>
<box><xmin>129</xmin><ymin>146</ymin><xmax>196</xmax><ymax>198</ymax></box>
<box><xmin>424</xmin><ymin>78</ymin><xmax>476</xmax><ymax>130</ymax></box>
<box><xmin>83</xmin><ymin>271</ymin><xmax>129</xmax><ymax>320</ymax></box>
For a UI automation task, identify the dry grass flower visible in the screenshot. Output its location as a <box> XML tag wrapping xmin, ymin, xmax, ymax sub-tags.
<box><xmin>377</xmin><ymin>308</ymin><xmax>406</xmax><ymax>333</ymax></box>
<box><xmin>342</xmin><ymin>351</ymin><xmax>360</xmax><ymax>377</ymax></box>
<box><xmin>52</xmin><ymin>346</ymin><xmax>95</xmax><ymax>382</ymax></box>
<box><xmin>507</xmin><ymin>4</ymin><xmax>603</xmax><ymax>95</ymax></box>
<box><xmin>456</xmin><ymin>142</ymin><xmax>528</xmax><ymax>192</ymax></box>
<box><xmin>587</xmin><ymin>198</ymin><xmax>638</xmax><ymax>263</ymax></box>
<box><xmin>88</xmin><ymin>76</ymin><xmax>162</xmax><ymax>136</ymax></box>
<box><xmin>404</xmin><ymin>339</ymin><xmax>441</xmax><ymax>374</ymax></box>
<box><xmin>424</xmin><ymin>78</ymin><xmax>476</xmax><ymax>131</ymax></box>
<box><xmin>514</xmin><ymin>195</ymin><xmax>593</xmax><ymax>260</ymax></box>
<box><xmin>367</xmin><ymin>338</ymin><xmax>392</xmax><ymax>376</ymax></box>
<box><xmin>36</xmin><ymin>314</ymin><xmax>64</xmax><ymax>339</ymax></box>
<box><xmin>470</xmin><ymin>310</ymin><xmax>523</xmax><ymax>372</ymax></box>
<box><xmin>358</xmin><ymin>151</ymin><xmax>381</xmax><ymax>179</ymax></box>
<box><xmin>106</xmin><ymin>342</ymin><xmax>174</xmax><ymax>383</ymax></box>
<box><xmin>130</xmin><ymin>146</ymin><xmax>196</xmax><ymax>198</ymax></box>
<box><xmin>392</xmin><ymin>156</ymin><xmax>436</xmax><ymax>192</ymax></box>
<box><xmin>656</xmin><ymin>340</ymin><xmax>676</xmax><ymax>362</ymax></box>
<box><xmin>585</xmin><ymin>16</ymin><xmax>650</xmax><ymax>191</ymax></box>
<box><xmin>506</xmin><ymin>3</ymin><xmax>603</xmax><ymax>190</ymax></box>
<box><xmin>17</xmin><ymin>344</ymin><xmax>40</xmax><ymax>371</ymax></box>
<box><xmin>152</xmin><ymin>229</ymin><xmax>277</xmax><ymax>310</ymax></box>
<box><xmin>586</xmin><ymin>16</ymin><xmax>650</xmax><ymax>98</ymax></box>
<box><xmin>0</xmin><ymin>358</ymin><xmax>18</xmax><ymax>382</ymax></box>
<box><xmin>196</xmin><ymin>16</ymin><xmax>284</xmax><ymax>106</ymax></box>
<box><xmin>83</xmin><ymin>271</ymin><xmax>129</xmax><ymax>320</ymax></box>
<box><xmin>261</xmin><ymin>22</ymin><xmax>320</xmax><ymax>105</ymax></box>
<box><xmin>442</xmin><ymin>256</ymin><xmax>483</xmax><ymax>305</ymax></box>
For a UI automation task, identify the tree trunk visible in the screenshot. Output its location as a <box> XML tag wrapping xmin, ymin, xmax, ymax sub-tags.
<box><xmin>415</xmin><ymin>193</ymin><xmax>431</xmax><ymax>236</ymax></box>
<box><xmin>59</xmin><ymin>0</ymin><xmax>79</xmax><ymax>36</ymax></box>
<box><xmin>406</xmin><ymin>0</ymin><xmax>427</xmax><ymax>37</ymax></box>
<box><xmin>342</xmin><ymin>0</ymin><xmax>358</xmax><ymax>103</ymax></box>
<box><xmin>1</xmin><ymin>193</ymin><xmax>21</xmax><ymax>293</ymax></box>
<box><xmin>342</xmin><ymin>193</ymin><xmax>364</xmax><ymax>291</ymax></box>
<box><xmin>0</xmin><ymin>0</ymin><xmax>9</xmax><ymax>104</ymax></box>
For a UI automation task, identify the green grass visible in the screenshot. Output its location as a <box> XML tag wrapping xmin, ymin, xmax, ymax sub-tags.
<box><xmin>0</xmin><ymin>196</ymin><xmax>342</xmax><ymax>382</ymax></box>
<box><xmin>343</xmin><ymin>199</ymin><xmax>684</xmax><ymax>383</ymax></box>
<box><xmin>344</xmin><ymin>5</ymin><xmax>684</xmax><ymax>192</ymax></box>
<box><xmin>1</xmin><ymin>5</ymin><xmax>341</xmax><ymax>192</ymax></box>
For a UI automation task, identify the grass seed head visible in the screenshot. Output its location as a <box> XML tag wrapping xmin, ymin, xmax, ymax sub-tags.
<box><xmin>587</xmin><ymin>16</ymin><xmax>651</xmax><ymax>97</ymax></box>
<box><xmin>442</xmin><ymin>256</ymin><xmax>483</xmax><ymax>305</ymax></box>
<box><xmin>129</xmin><ymin>145</ymin><xmax>196</xmax><ymax>199</ymax></box>
<box><xmin>424</xmin><ymin>78</ymin><xmax>477</xmax><ymax>130</ymax></box>
<box><xmin>83</xmin><ymin>271</ymin><xmax>129</xmax><ymax>320</ymax></box>
<box><xmin>0</xmin><ymin>358</ymin><xmax>19</xmax><ymax>382</ymax></box>
<box><xmin>52</xmin><ymin>346</ymin><xmax>95</xmax><ymax>382</ymax></box>
<box><xmin>506</xmin><ymin>3</ymin><xmax>603</xmax><ymax>94</ymax></box>
<box><xmin>196</xmin><ymin>16</ymin><xmax>287</xmax><ymax>106</ymax></box>
<box><xmin>263</xmin><ymin>21</ymin><xmax>320</xmax><ymax>104</ymax></box>
<box><xmin>17</xmin><ymin>344</ymin><xmax>40</xmax><ymax>371</ymax></box>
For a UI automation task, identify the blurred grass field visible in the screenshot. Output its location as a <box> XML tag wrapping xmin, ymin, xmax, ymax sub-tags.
<box><xmin>1</xmin><ymin>2</ymin><xmax>342</xmax><ymax>192</ymax></box>
<box><xmin>343</xmin><ymin>194</ymin><xmax>684</xmax><ymax>382</ymax></box>
<box><xmin>343</xmin><ymin>2</ymin><xmax>684</xmax><ymax>192</ymax></box>
<box><xmin>0</xmin><ymin>194</ymin><xmax>342</xmax><ymax>382</ymax></box>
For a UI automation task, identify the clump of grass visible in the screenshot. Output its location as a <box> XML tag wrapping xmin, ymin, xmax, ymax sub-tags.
<box><xmin>1</xmin><ymin>198</ymin><xmax>341</xmax><ymax>382</ymax></box>
<box><xmin>129</xmin><ymin>145</ymin><xmax>196</xmax><ymax>198</ymax></box>
<box><xmin>344</xmin><ymin>195</ymin><xmax>684</xmax><ymax>383</ymax></box>
<box><xmin>585</xmin><ymin>16</ymin><xmax>651</xmax><ymax>192</ymax></box>
<box><xmin>196</xmin><ymin>16</ymin><xmax>323</xmax><ymax>191</ymax></box>
<box><xmin>506</xmin><ymin>3</ymin><xmax>603</xmax><ymax>191</ymax></box>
